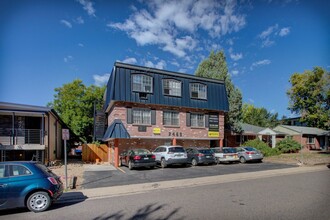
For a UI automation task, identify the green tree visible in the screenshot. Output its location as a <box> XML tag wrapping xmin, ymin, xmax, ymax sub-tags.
<box><xmin>48</xmin><ymin>79</ymin><xmax>106</xmax><ymax>142</ymax></box>
<box><xmin>242</xmin><ymin>103</ymin><xmax>279</xmax><ymax>128</ymax></box>
<box><xmin>195</xmin><ymin>51</ymin><xmax>243</xmax><ymax>132</ymax></box>
<box><xmin>287</xmin><ymin>67</ymin><xmax>330</xmax><ymax>130</ymax></box>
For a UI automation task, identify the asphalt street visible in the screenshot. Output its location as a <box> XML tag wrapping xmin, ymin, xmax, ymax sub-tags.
<box><xmin>1</xmin><ymin>169</ymin><xmax>329</xmax><ymax>220</ymax></box>
<box><xmin>81</xmin><ymin>162</ymin><xmax>297</xmax><ymax>189</ymax></box>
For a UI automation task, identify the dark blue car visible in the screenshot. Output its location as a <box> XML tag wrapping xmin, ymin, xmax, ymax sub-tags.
<box><xmin>0</xmin><ymin>161</ymin><xmax>63</xmax><ymax>212</ymax></box>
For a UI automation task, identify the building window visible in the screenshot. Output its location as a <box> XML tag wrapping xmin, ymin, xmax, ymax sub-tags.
<box><xmin>133</xmin><ymin>109</ymin><xmax>151</xmax><ymax>125</ymax></box>
<box><xmin>191</xmin><ymin>113</ymin><xmax>205</xmax><ymax>128</ymax></box>
<box><xmin>163</xmin><ymin>79</ymin><xmax>182</xmax><ymax>97</ymax></box>
<box><xmin>307</xmin><ymin>136</ymin><xmax>315</xmax><ymax>144</ymax></box>
<box><xmin>132</xmin><ymin>74</ymin><xmax>153</xmax><ymax>93</ymax></box>
<box><xmin>163</xmin><ymin>111</ymin><xmax>179</xmax><ymax>126</ymax></box>
<box><xmin>190</xmin><ymin>83</ymin><xmax>207</xmax><ymax>99</ymax></box>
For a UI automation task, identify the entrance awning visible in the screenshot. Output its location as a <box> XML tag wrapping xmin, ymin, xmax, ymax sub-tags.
<box><xmin>102</xmin><ymin>119</ymin><xmax>130</xmax><ymax>141</ymax></box>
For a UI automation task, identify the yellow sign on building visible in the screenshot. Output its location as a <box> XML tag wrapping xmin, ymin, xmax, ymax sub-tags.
<box><xmin>208</xmin><ymin>131</ymin><xmax>219</xmax><ymax>137</ymax></box>
<box><xmin>153</xmin><ymin>128</ymin><xmax>161</xmax><ymax>134</ymax></box>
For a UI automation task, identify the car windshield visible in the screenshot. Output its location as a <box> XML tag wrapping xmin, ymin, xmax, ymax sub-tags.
<box><xmin>169</xmin><ymin>147</ymin><xmax>185</xmax><ymax>153</ymax></box>
<box><xmin>244</xmin><ymin>147</ymin><xmax>257</xmax><ymax>151</ymax></box>
<box><xmin>211</xmin><ymin>148</ymin><xmax>221</xmax><ymax>153</ymax></box>
<box><xmin>133</xmin><ymin>149</ymin><xmax>151</xmax><ymax>155</ymax></box>
<box><xmin>223</xmin><ymin>148</ymin><xmax>237</xmax><ymax>153</ymax></box>
<box><xmin>198</xmin><ymin>149</ymin><xmax>213</xmax><ymax>154</ymax></box>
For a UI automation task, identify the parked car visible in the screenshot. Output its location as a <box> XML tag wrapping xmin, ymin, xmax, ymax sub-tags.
<box><xmin>212</xmin><ymin>147</ymin><xmax>239</xmax><ymax>164</ymax></box>
<box><xmin>0</xmin><ymin>161</ymin><xmax>63</xmax><ymax>212</ymax></box>
<box><xmin>186</xmin><ymin>147</ymin><xmax>215</xmax><ymax>166</ymax></box>
<box><xmin>236</xmin><ymin>146</ymin><xmax>264</xmax><ymax>163</ymax></box>
<box><xmin>152</xmin><ymin>145</ymin><xmax>188</xmax><ymax>168</ymax></box>
<box><xmin>119</xmin><ymin>148</ymin><xmax>156</xmax><ymax>170</ymax></box>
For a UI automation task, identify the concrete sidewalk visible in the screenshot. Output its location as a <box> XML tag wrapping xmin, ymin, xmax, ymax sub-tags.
<box><xmin>59</xmin><ymin>165</ymin><xmax>328</xmax><ymax>202</ymax></box>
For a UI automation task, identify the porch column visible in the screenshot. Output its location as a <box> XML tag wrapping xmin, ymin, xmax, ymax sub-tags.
<box><xmin>12</xmin><ymin>112</ymin><xmax>15</xmax><ymax>145</ymax></box>
<box><xmin>114</xmin><ymin>139</ymin><xmax>119</xmax><ymax>167</ymax></box>
<box><xmin>272</xmin><ymin>135</ymin><xmax>276</xmax><ymax>148</ymax></box>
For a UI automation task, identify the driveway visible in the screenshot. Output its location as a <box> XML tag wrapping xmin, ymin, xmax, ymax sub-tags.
<box><xmin>81</xmin><ymin>162</ymin><xmax>297</xmax><ymax>189</ymax></box>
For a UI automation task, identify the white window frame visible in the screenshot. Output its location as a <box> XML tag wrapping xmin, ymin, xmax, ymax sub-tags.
<box><xmin>307</xmin><ymin>136</ymin><xmax>315</xmax><ymax>144</ymax></box>
<box><xmin>190</xmin><ymin>83</ymin><xmax>207</xmax><ymax>99</ymax></box>
<box><xmin>163</xmin><ymin>111</ymin><xmax>180</xmax><ymax>126</ymax></box>
<box><xmin>191</xmin><ymin>113</ymin><xmax>205</xmax><ymax>128</ymax></box>
<box><xmin>132</xmin><ymin>74</ymin><xmax>153</xmax><ymax>93</ymax></box>
<box><xmin>132</xmin><ymin>109</ymin><xmax>151</xmax><ymax>125</ymax></box>
<box><xmin>163</xmin><ymin>79</ymin><xmax>182</xmax><ymax>97</ymax></box>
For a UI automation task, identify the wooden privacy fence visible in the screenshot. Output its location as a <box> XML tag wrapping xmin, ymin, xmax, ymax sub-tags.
<box><xmin>82</xmin><ymin>144</ymin><xmax>109</xmax><ymax>163</ymax></box>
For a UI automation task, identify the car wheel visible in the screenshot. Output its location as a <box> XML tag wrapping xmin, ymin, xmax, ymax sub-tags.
<box><xmin>161</xmin><ymin>158</ymin><xmax>167</xmax><ymax>168</ymax></box>
<box><xmin>128</xmin><ymin>161</ymin><xmax>133</xmax><ymax>170</ymax></box>
<box><xmin>191</xmin><ymin>158</ymin><xmax>198</xmax><ymax>166</ymax></box>
<box><xmin>27</xmin><ymin>191</ymin><xmax>51</xmax><ymax>213</ymax></box>
<box><xmin>239</xmin><ymin>156</ymin><xmax>246</xmax><ymax>163</ymax></box>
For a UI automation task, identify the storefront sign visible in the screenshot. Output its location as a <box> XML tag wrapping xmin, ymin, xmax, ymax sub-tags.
<box><xmin>153</xmin><ymin>128</ymin><xmax>161</xmax><ymax>134</ymax></box>
<box><xmin>209</xmin><ymin>114</ymin><xmax>219</xmax><ymax>132</ymax></box>
<box><xmin>208</xmin><ymin>131</ymin><xmax>220</xmax><ymax>137</ymax></box>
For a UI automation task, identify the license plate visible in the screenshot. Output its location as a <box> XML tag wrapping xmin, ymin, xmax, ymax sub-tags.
<box><xmin>176</xmin><ymin>154</ymin><xmax>183</xmax><ymax>157</ymax></box>
<box><xmin>206</xmin><ymin>156</ymin><xmax>211</xmax><ymax>158</ymax></box>
<box><xmin>144</xmin><ymin>157</ymin><xmax>149</xmax><ymax>160</ymax></box>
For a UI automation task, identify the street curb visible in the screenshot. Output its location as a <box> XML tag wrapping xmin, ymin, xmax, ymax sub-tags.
<box><xmin>59</xmin><ymin>165</ymin><xmax>329</xmax><ymax>202</ymax></box>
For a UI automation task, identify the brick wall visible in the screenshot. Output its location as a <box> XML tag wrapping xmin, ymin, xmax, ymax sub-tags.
<box><xmin>107</xmin><ymin>102</ymin><xmax>225</xmax><ymax>141</ymax></box>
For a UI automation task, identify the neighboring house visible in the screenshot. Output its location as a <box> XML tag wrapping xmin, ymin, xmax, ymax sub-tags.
<box><xmin>281</xmin><ymin>117</ymin><xmax>307</xmax><ymax>126</ymax></box>
<box><xmin>102</xmin><ymin>62</ymin><xmax>229</xmax><ymax>167</ymax></box>
<box><xmin>0</xmin><ymin>102</ymin><xmax>70</xmax><ymax>164</ymax></box>
<box><xmin>225</xmin><ymin>123</ymin><xmax>285</xmax><ymax>148</ymax></box>
<box><xmin>274</xmin><ymin>125</ymin><xmax>330</xmax><ymax>150</ymax></box>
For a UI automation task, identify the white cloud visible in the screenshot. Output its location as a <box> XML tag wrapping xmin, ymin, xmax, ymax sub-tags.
<box><xmin>258</xmin><ymin>24</ymin><xmax>290</xmax><ymax>48</ymax></box>
<box><xmin>77</xmin><ymin>0</ymin><xmax>96</xmax><ymax>17</ymax></box>
<box><xmin>230</xmin><ymin>52</ymin><xmax>243</xmax><ymax>61</ymax></box>
<box><xmin>93</xmin><ymin>73</ymin><xmax>110</xmax><ymax>87</ymax></box>
<box><xmin>78</xmin><ymin>43</ymin><xmax>84</xmax><ymax>47</ymax></box>
<box><xmin>122</xmin><ymin>57</ymin><xmax>137</xmax><ymax>64</ymax></box>
<box><xmin>60</xmin><ymin>20</ymin><xmax>72</xmax><ymax>28</ymax></box>
<box><xmin>144</xmin><ymin>60</ymin><xmax>166</xmax><ymax>69</ymax></box>
<box><xmin>108</xmin><ymin>0</ymin><xmax>246</xmax><ymax>57</ymax></box>
<box><xmin>75</xmin><ymin>16</ymin><xmax>85</xmax><ymax>24</ymax></box>
<box><xmin>64</xmin><ymin>55</ymin><xmax>73</xmax><ymax>63</ymax></box>
<box><xmin>259</xmin><ymin>24</ymin><xmax>278</xmax><ymax>39</ymax></box>
<box><xmin>250</xmin><ymin>59</ymin><xmax>271</xmax><ymax>70</ymax></box>
<box><xmin>279</xmin><ymin>27</ymin><xmax>290</xmax><ymax>36</ymax></box>
<box><xmin>231</xmin><ymin>70</ymin><xmax>239</xmax><ymax>75</ymax></box>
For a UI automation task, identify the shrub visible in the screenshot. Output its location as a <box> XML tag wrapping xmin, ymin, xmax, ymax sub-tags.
<box><xmin>276</xmin><ymin>138</ymin><xmax>301</xmax><ymax>153</ymax></box>
<box><xmin>242</xmin><ymin>139</ymin><xmax>281</xmax><ymax>157</ymax></box>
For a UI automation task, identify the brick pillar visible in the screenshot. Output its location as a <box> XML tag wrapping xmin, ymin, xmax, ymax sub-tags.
<box><xmin>172</xmin><ymin>138</ymin><xmax>177</xmax><ymax>146</ymax></box>
<box><xmin>114</xmin><ymin>139</ymin><xmax>119</xmax><ymax>167</ymax></box>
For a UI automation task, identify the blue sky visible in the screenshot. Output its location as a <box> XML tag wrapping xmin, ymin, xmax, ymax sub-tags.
<box><xmin>1</xmin><ymin>0</ymin><xmax>329</xmax><ymax>118</ymax></box>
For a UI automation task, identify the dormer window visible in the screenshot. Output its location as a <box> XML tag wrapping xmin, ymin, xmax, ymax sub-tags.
<box><xmin>190</xmin><ymin>83</ymin><xmax>207</xmax><ymax>99</ymax></box>
<box><xmin>132</xmin><ymin>74</ymin><xmax>153</xmax><ymax>93</ymax></box>
<box><xmin>163</xmin><ymin>79</ymin><xmax>182</xmax><ymax>97</ymax></box>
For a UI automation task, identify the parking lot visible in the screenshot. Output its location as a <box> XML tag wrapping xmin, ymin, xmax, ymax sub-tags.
<box><xmin>81</xmin><ymin>162</ymin><xmax>297</xmax><ymax>189</ymax></box>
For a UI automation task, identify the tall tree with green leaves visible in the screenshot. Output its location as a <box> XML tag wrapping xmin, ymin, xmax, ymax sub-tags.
<box><xmin>195</xmin><ymin>50</ymin><xmax>243</xmax><ymax>132</ymax></box>
<box><xmin>242</xmin><ymin>103</ymin><xmax>279</xmax><ymax>128</ymax></box>
<box><xmin>287</xmin><ymin>67</ymin><xmax>330</xmax><ymax>130</ymax></box>
<box><xmin>48</xmin><ymin>79</ymin><xmax>106</xmax><ymax>142</ymax></box>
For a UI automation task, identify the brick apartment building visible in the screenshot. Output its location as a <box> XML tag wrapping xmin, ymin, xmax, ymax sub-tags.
<box><xmin>102</xmin><ymin>62</ymin><xmax>229</xmax><ymax>166</ymax></box>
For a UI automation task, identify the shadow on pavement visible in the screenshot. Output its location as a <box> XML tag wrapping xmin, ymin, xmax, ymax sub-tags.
<box><xmin>91</xmin><ymin>203</ymin><xmax>183</xmax><ymax>220</ymax></box>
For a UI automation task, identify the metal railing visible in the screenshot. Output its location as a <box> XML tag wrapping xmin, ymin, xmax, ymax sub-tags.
<box><xmin>0</xmin><ymin>128</ymin><xmax>43</xmax><ymax>145</ymax></box>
